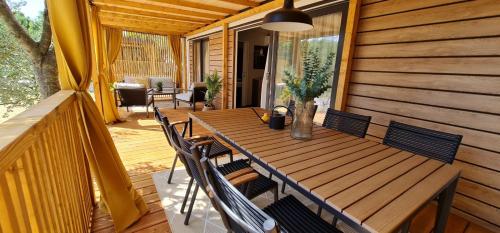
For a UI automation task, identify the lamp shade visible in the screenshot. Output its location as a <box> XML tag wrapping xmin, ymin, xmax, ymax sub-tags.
<box><xmin>261</xmin><ymin>0</ymin><xmax>313</xmax><ymax>32</ymax></box>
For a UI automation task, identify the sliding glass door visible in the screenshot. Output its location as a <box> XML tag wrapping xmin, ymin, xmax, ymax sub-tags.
<box><xmin>272</xmin><ymin>5</ymin><xmax>346</xmax><ymax>123</ymax></box>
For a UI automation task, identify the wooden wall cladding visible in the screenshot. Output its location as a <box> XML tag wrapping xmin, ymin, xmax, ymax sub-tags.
<box><xmin>345</xmin><ymin>0</ymin><xmax>500</xmax><ymax>231</ymax></box>
<box><xmin>208</xmin><ymin>31</ymin><xmax>235</xmax><ymax>109</ymax></box>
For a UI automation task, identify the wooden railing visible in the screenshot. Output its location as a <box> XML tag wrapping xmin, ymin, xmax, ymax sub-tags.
<box><xmin>0</xmin><ymin>90</ymin><xmax>94</xmax><ymax>232</ymax></box>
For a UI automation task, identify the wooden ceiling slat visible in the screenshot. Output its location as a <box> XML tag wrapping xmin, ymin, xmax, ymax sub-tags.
<box><xmin>96</xmin><ymin>5</ymin><xmax>214</xmax><ymax>24</ymax></box>
<box><xmin>108</xmin><ymin>25</ymin><xmax>183</xmax><ymax>35</ymax></box>
<box><xmin>93</xmin><ymin>0</ymin><xmax>226</xmax><ymax>19</ymax></box>
<box><xmin>139</xmin><ymin>0</ymin><xmax>239</xmax><ymax>14</ymax></box>
<box><xmin>219</xmin><ymin>0</ymin><xmax>259</xmax><ymax>7</ymax></box>
<box><xmin>99</xmin><ymin>15</ymin><xmax>195</xmax><ymax>32</ymax></box>
<box><xmin>99</xmin><ymin>11</ymin><xmax>204</xmax><ymax>27</ymax></box>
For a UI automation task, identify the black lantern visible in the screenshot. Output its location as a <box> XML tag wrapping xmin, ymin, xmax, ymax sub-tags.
<box><xmin>261</xmin><ymin>0</ymin><xmax>313</xmax><ymax>32</ymax></box>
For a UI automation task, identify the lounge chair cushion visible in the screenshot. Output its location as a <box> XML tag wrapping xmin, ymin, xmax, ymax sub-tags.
<box><xmin>149</xmin><ymin>77</ymin><xmax>174</xmax><ymax>88</ymax></box>
<box><xmin>114</xmin><ymin>82</ymin><xmax>145</xmax><ymax>89</ymax></box>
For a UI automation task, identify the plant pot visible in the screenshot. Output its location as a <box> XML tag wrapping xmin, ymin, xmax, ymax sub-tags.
<box><xmin>291</xmin><ymin>100</ymin><xmax>316</xmax><ymax>140</ymax></box>
<box><xmin>156</xmin><ymin>87</ymin><xmax>162</xmax><ymax>91</ymax></box>
<box><xmin>203</xmin><ymin>105</ymin><xmax>214</xmax><ymax>111</ymax></box>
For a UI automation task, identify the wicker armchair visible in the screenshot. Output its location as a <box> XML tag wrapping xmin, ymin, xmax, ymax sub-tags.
<box><xmin>383</xmin><ymin>121</ymin><xmax>463</xmax><ymax>164</ymax></box>
<box><xmin>323</xmin><ymin>108</ymin><xmax>372</xmax><ymax>138</ymax></box>
<box><xmin>116</xmin><ymin>87</ymin><xmax>153</xmax><ymax>117</ymax></box>
<box><xmin>176</xmin><ymin>82</ymin><xmax>207</xmax><ymax>111</ymax></box>
<box><xmin>201</xmin><ymin>157</ymin><xmax>342</xmax><ymax>233</ymax></box>
<box><xmin>168</xmin><ymin>124</ymin><xmax>278</xmax><ymax>225</ymax></box>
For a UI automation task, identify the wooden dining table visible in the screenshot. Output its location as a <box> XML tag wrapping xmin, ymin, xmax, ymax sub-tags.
<box><xmin>189</xmin><ymin>108</ymin><xmax>460</xmax><ymax>233</ymax></box>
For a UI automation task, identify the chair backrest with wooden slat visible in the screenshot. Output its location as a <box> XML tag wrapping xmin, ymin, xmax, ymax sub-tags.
<box><xmin>117</xmin><ymin>88</ymin><xmax>148</xmax><ymax>106</ymax></box>
<box><xmin>323</xmin><ymin>108</ymin><xmax>371</xmax><ymax>138</ymax></box>
<box><xmin>200</xmin><ymin>157</ymin><xmax>279</xmax><ymax>233</ymax></box>
<box><xmin>168</xmin><ymin>124</ymin><xmax>210</xmax><ymax>185</ymax></box>
<box><xmin>383</xmin><ymin>121</ymin><xmax>463</xmax><ymax>164</ymax></box>
<box><xmin>154</xmin><ymin>107</ymin><xmax>172</xmax><ymax>146</ymax></box>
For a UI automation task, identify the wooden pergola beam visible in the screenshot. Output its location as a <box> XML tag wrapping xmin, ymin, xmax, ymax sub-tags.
<box><xmin>108</xmin><ymin>25</ymin><xmax>184</xmax><ymax>35</ymax></box>
<box><xmin>335</xmin><ymin>0</ymin><xmax>361</xmax><ymax>111</ymax></box>
<box><xmin>93</xmin><ymin>0</ymin><xmax>225</xmax><ymax>20</ymax></box>
<box><xmin>186</xmin><ymin>0</ymin><xmax>283</xmax><ymax>36</ymax></box>
<box><xmin>140</xmin><ymin>0</ymin><xmax>239</xmax><ymax>15</ymax></box>
<box><xmin>99</xmin><ymin>11</ymin><xmax>203</xmax><ymax>28</ymax></box>
<box><xmin>96</xmin><ymin>5</ymin><xmax>214</xmax><ymax>24</ymax></box>
<box><xmin>219</xmin><ymin>0</ymin><xmax>259</xmax><ymax>7</ymax></box>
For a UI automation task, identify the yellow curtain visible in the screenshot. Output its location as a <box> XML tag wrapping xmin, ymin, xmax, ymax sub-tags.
<box><xmin>91</xmin><ymin>7</ymin><xmax>122</xmax><ymax>124</ymax></box>
<box><xmin>46</xmin><ymin>0</ymin><xmax>148</xmax><ymax>231</ymax></box>
<box><xmin>168</xmin><ymin>34</ymin><xmax>183</xmax><ymax>88</ymax></box>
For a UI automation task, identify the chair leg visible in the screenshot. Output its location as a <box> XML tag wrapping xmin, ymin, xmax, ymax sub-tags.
<box><xmin>317</xmin><ymin>207</ymin><xmax>322</xmax><ymax>216</ymax></box>
<box><xmin>273</xmin><ymin>185</ymin><xmax>279</xmax><ymax>203</ymax></box>
<box><xmin>229</xmin><ymin>151</ymin><xmax>233</xmax><ymax>162</ymax></box>
<box><xmin>215</xmin><ymin>157</ymin><xmax>218</xmax><ymax>166</ymax></box>
<box><xmin>167</xmin><ymin>154</ymin><xmax>179</xmax><ymax>184</ymax></box>
<box><xmin>184</xmin><ymin>184</ymin><xmax>199</xmax><ymax>225</ymax></box>
<box><xmin>332</xmin><ymin>216</ymin><xmax>338</xmax><ymax>226</ymax></box>
<box><xmin>281</xmin><ymin>182</ymin><xmax>286</xmax><ymax>193</ymax></box>
<box><xmin>181</xmin><ymin>178</ymin><xmax>194</xmax><ymax>214</ymax></box>
<box><xmin>126</xmin><ymin>106</ymin><xmax>129</xmax><ymax>112</ymax></box>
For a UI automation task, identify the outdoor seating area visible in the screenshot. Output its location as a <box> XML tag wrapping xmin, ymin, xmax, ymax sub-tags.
<box><xmin>0</xmin><ymin>0</ymin><xmax>499</xmax><ymax>233</ymax></box>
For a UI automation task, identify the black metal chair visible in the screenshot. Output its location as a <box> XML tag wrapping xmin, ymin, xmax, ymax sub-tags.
<box><xmin>201</xmin><ymin>157</ymin><xmax>343</xmax><ymax>233</ymax></box>
<box><xmin>323</xmin><ymin>108</ymin><xmax>371</xmax><ymax>138</ymax></box>
<box><xmin>168</xmin><ymin>124</ymin><xmax>278</xmax><ymax>225</ymax></box>
<box><xmin>383</xmin><ymin>121</ymin><xmax>463</xmax><ymax>164</ymax></box>
<box><xmin>153</xmin><ymin>107</ymin><xmax>235</xmax><ymax>184</ymax></box>
<box><xmin>287</xmin><ymin>99</ymin><xmax>296</xmax><ymax>116</ymax></box>
<box><xmin>116</xmin><ymin>88</ymin><xmax>153</xmax><ymax>117</ymax></box>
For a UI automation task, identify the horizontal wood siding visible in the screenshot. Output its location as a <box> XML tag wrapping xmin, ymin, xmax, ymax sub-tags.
<box><xmin>208</xmin><ymin>31</ymin><xmax>235</xmax><ymax>109</ymax></box>
<box><xmin>345</xmin><ymin>0</ymin><xmax>500</xmax><ymax>231</ymax></box>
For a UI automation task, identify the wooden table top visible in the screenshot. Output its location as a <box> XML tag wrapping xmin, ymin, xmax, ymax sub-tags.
<box><xmin>189</xmin><ymin>108</ymin><xmax>460</xmax><ymax>233</ymax></box>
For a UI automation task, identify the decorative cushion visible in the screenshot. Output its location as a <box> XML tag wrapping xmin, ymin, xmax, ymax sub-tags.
<box><xmin>177</xmin><ymin>92</ymin><xmax>193</xmax><ymax>102</ymax></box>
<box><xmin>124</xmin><ymin>76</ymin><xmax>136</xmax><ymax>84</ymax></box>
<box><xmin>114</xmin><ymin>82</ymin><xmax>145</xmax><ymax>89</ymax></box>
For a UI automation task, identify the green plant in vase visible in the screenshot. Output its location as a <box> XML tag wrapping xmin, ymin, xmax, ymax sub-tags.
<box><xmin>156</xmin><ymin>81</ymin><xmax>163</xmax><ymax>91</ymax></box>
<box><xmin>284</xmin><ymin>49</ymin><xmax>334</xmax><ymax>139</ymax></box>
<box><xmin>204</xmin><ymin>71</ymin><xmax>222</xmax><ymax>111</ymax></box>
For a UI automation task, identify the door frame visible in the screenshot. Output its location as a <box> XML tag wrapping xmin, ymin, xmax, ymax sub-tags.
<box><xmin>231</xmin><ymin>0</ymin><xmax>349</xmax><ymax>109</ymax></box>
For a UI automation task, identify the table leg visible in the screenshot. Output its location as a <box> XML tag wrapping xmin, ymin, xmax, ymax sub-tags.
<box><xmin>434</xmin><ymin>177</ymin><xmax>458</xmax><ymax>233</ymax></box>
<box><xmin>189</xmin><ymin>117</ymin><xmax>193</xmax><ymax>137</ymax></box>
<box><xmin>152</xmin><ymin>94</ymin><xmax>156</xmax><ymax>108</ymax></box>
<box><xmin>173</xmin><ymin>92</ymin><xmax>177</xmax><ymax>109</ymax></box>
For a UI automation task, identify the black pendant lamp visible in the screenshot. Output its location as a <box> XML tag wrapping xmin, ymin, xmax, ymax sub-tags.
<box><xmin>261</xmin><ymin>0</ymin><xmax>313</xmax><ymax>32</ymax></box>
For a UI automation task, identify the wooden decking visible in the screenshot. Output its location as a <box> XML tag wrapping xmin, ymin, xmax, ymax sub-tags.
<box><xmin>91</xmin><ymin>106</ymin><xmax>494</xmax><ymax>233</ymax></box>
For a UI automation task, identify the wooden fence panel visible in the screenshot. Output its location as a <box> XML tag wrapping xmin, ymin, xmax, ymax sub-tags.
<box><xmin>0</xmin><ymin>91</ymin><xmax>93</xmax><ymax>232</ymax></box>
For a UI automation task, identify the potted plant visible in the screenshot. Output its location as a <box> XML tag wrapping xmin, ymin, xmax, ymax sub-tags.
<box><xmin>156</xmin><ymin>81</ymin><xmax>163</xmax><ymax>91</ymax></box>
<box><xmin>284</xmin><ymin>49</ymin><xmax>334</xmax><ymax>139</ymax></box>
<box><xmin>203</xmin><ymin>71</ymin><xmax>222</xmax><ymax>111</ymax></box>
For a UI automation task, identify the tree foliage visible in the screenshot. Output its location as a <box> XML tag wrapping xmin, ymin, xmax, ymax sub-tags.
<box><xmin>0</xmin><ymin>0</ymin><xmax>43</xmax><ymax>117</ymax></box>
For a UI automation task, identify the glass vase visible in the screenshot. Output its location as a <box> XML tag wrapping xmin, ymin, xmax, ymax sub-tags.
<box><xmin>291</xmin><ymin>100</ymin><xmax>316</xmax><ymax>140</ymax></box>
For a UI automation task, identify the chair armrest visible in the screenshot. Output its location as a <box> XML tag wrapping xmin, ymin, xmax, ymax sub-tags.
<box><xmin>224</xmin><ymin>167</ymin><xmax>255</xmax><ymax>181</ymax></box>
<box><xmin>228</xmin><ymin>173</ymin><xmax>259</xmax><ymax>187</ymax></box>
<box><xmin>185</xmin><ymin>135</ymin><xmax>211</xmax><ymax>142</ymax></box>
<box><xmin>189</xmin><ymin>140</ymin><xmax>214</xmax><ymax>151</ymax></box>
<box><xmin>170</xmin><ymin>120</ymin><xmax>190</xmax><ymax>137</ymax></box>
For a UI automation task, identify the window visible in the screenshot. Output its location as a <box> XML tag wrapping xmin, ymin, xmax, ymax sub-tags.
<box><xmin>272</xmin><ymin>8</ymin><xmax>345</xmax><ymax>123</ymax></box>
<box><xmin>200</xmin><ymin>39</ymin><xmax>209</xmax><ymax>82</ymax></box>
